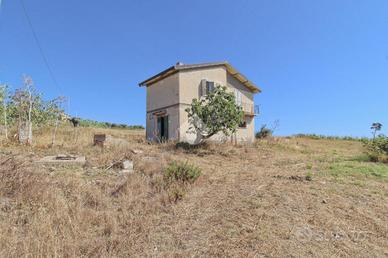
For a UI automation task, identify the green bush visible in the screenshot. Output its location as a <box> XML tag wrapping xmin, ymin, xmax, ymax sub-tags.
<box><xmin>362</xmin><ymin>135</ymin><xmax>388</xmax><ymax>163</ymax></box>
<box><xmin>255</xmin><ymin>125</ymin><xmax>273</xmax><ymax>139</ymax></box>
<box><xmin>164</xmin><ymin>161</ymin><xmax>201</xmax><ymax>184</ymax></box>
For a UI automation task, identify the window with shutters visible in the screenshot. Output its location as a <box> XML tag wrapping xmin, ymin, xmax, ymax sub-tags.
<box><xmin>239</xmin><ymin>121</ymin><xmax>247</xmax><ymax>128</ymax></box>
<box><xmin>200</xmin><ymin>79</ymin><xmax>216</xmax><ymax>97</ymax></box>
<box><xmin>239</xmin><ymin>118</ymin><xmax>247</xmax><ymax>128</ymax></box>
<box><xmin>206</xmin><ymin>81</ymin><xmax>215</xmax><ymax>94</ymax></box>
<box><xmin>234</xmin><ymin>89</ymin><xmax>242</xmax><ymax>106</ymax></box>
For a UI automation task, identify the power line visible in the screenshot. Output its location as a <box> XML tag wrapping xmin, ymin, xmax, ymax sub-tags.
<box><xmin>18</xmin><ymin>0</ymin><xmax>63</xmax><ymax>95</ymax></box>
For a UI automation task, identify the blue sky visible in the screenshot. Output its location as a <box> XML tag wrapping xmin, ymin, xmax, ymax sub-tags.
<box><xmin>0</xmin><ymin>0</ymin><xmax>387</xmax><ymax>137</ymax></box>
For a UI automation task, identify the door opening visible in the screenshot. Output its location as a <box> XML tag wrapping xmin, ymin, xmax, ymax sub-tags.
<box><xmin>157</xmin><ymin>115</ymin><xmax>168</xmax><ymax>141</ymax></box>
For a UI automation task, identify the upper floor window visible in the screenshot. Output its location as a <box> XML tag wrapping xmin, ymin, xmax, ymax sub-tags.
<box><xmin>201</xmin><ymin>79</ymin><xmax>215</xmax><ymax>96</ymax></box>
<box><xmin>234</xmin><ymin>89</ymin><xmax>242</xmax><ymax>106</ymax></box>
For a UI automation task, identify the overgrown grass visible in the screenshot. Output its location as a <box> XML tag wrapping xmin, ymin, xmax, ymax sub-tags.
<box><xmin>326</xmin><ymin>161</ymin><xmax>388</xmax><ymax>182</ymax></box>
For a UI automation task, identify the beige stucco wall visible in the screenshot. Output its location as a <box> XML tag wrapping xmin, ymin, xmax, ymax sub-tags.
<box><xmin>146</xmin><ymin>72</ymin><xmax>179</xmax><ymax>112</ymax></box>
<box><xmin>178</xmin><ymin>67</ymin><xmax>255</xmax><ymax>143</ymax></box>
<box><xmin>178</xmin><ymin>66</ymin><xmax>227</xmax><ymax>105</ymax></box>
<box><xmin>146</xmin><ymin>72</ymin><xmax>180</xmax><ymax>141</ymax></box>
<box><xmin>226</xmin><ymin>73</ymin><xmax>255</xmax><ymax>143</ymax></box>
<box><xmin>226</xmin><ymin>73</ymin><xmax>254</xmax><ymax>105</ymax></box>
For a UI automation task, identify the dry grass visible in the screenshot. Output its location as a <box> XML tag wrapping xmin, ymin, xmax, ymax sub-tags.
<box><xmin>0</xmin><ymin>127</ymin><xmax>387</xmax><ymax>257</ymax></box>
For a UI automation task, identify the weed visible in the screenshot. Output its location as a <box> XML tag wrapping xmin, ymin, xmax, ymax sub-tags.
<box><xmin>168</xmin><ymin>184</ymin><xmax>186</xmax><ymax>203</ymax></box>
<box><xmin>305</xmin><ymin>171</ymin><xmax>313</xmax><ymax>181</ymax></box>
<box><xmin>164</xmin><ymin>161</ymin><xmax>201</xmax><ymax>184</ymax></box>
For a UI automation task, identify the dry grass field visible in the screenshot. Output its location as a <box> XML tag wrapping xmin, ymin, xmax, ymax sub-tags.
<box><xmin>0</xmin><ymin>126</ymin><xmax>387</xmax><ymax>257</ymax></box>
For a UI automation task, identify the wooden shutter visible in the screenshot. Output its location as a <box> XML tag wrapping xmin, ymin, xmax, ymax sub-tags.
<box><xmin>200</xmin><ymin>79</ymin><xmax>207</xmax><ymax>97</ymax></box>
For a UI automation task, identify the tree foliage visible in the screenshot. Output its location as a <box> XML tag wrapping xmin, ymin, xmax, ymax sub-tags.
<box><xmin>371</xmin><ymin>122</ymin><xmax>383</xmax><ymax>139</ymax></box>
<box><xmin>0</xmin><ymin>76</ymin><xmax>67</xmax><ymax>143</ymax></box>
<box><xmin>185</xmin><ymin>85</ymin><xmax>244</xmax><ymax>141</ymax></box>
<box><xmin>255</xmin><ymin>125</ymin><xmax>273</xmax><ymax>139</ymax></box>
<box><xmin>8</xmin><ymin>85</ymin><xmax>65</xmax><ymax>128</ymax></box>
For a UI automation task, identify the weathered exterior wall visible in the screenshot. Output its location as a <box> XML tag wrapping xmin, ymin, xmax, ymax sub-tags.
<box><xmin>146</xmin><ymin>105</ymin><xmax>180</xmax><ymax>142</ymax></box>
<box><xmin>226</xmin><ymin>73</ymin><xmax>254</xmax><ymax>106</ymax></box>
<box><xmin>178</xmin><ymin>66</ymin><xmax>227</xmax><ymax>105</ymax></box>
<box><xmin>178</xmin><ymin>67</ymin><xmax>255</xmax><ymax>143</ymax></box>
<box><xmin>226</xmin><ymin>73</ymin><xmax>255</xmax><ymax>143</ymax></box>
<box><xmin>146</xmin><ymin>72</ymin><xmax>180</xmax><ymax>141</ymax></box>
<box><xmin>146</xmin><ymin>72</ymin><xmax>179</xmax><ymax>112</ymax></box>
<box><xmin>178</xmin><ymin>66</ymin><xmax>228</xmax><ymax>143</ymax></box>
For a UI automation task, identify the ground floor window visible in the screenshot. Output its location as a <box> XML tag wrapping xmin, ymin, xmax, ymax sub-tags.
<box><xmin>239</xmin><ymin>120</ymin><xmax>247</xmax><ymax>128</ymax></box>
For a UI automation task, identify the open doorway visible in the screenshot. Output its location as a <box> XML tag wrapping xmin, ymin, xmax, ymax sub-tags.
<box><xmin>157</xmin><ymin>115</ymin><xmax>168</xmax><ymax>141</ymax></box>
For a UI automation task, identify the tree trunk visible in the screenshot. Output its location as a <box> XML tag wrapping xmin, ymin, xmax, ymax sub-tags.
<box><xmin>51</xmin><ymin>117</ymin><xmax>59</xmax><ymax>146</ymax></box>
<box><xmin>27</xmin><ymin>87</ymin><xmax>33</xmax><ymax>144</ymax></box>
<box><xmin>3</xmin><ymin>101</ymin><xmax>7</xmax><ymax>139</ymax></box>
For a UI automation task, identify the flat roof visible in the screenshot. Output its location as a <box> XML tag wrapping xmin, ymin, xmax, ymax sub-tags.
<box><xmin>138</xmin><ymin>61</ymin><xmax>261</xmax><ymax>93</ymax></box>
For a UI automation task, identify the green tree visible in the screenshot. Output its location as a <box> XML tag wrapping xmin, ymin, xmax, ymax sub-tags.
<box><xmin>371</xmin><ymin>122</ymin><xmax>382</xmax><ymax>139</ymax></box>
<box><xmin>185</xmin><ymin>85</ymin><xmax>244</xmax><ymax>142</ymax></box>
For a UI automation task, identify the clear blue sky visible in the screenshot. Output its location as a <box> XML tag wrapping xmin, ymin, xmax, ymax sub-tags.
<box><xmin>1</xmin><ymin>0</ymin><xmax>387</xmax><ymax>137</ymax></box>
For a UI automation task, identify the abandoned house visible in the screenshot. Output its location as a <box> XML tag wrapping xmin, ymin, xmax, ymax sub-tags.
<box><xmin>139</xmin><ymin>61</ymin><xmax>261</xmax><ymax>143</ymax></box>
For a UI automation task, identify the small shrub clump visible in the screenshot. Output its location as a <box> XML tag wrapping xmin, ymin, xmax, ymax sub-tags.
<box><xmin>164</xmin><ymin>161</ymin><xmax>201</xmax><ymax>184</ymax></box>
<box><xmin>362</xmin><ymin>135</ymin><xmax>388</xmax><ymax>163</ymax></box>
<box><xmin>255</xmin><ymin>125</ymin><xmax>273</xmax><ymax>139</ymax></box>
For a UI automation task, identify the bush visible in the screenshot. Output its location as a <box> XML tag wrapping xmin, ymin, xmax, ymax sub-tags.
<box><xmin>164</xmin><ymin>161</ymin><xmax>201</xmax><ymax>184</ymax></box>
<box><xmin>362</xmin><ymin>135</ymin><xmax>388</xmax><ymax>163</ymax></box>
<box><xmin>255</xmin><ymin>125</ymin><xmax>273</xmax><ymax>139</ymax></box>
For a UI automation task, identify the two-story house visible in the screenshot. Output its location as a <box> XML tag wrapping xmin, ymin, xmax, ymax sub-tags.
<box><xmin>138</xmin><ymin>61</ymin><xmax>261</xmax><ymax>144</ymax></box>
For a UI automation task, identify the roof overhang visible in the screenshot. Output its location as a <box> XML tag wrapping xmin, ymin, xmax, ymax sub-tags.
<box><xmin>138</xmin><ymin>61</ymin><xmax>261</xmax><ymax>93</ymax></box>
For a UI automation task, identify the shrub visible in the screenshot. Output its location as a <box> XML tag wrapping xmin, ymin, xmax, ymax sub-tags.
<box><xmin>168</xmin><ymin>185</ymin><xmax>186</xmax><ymax>203</ymax></box>
<box><xmin>362</xmin><ymin>135</ymin><xmax>388</xmax><ymax>163</ymax></box>
<box><xmin>255</xmin><ymin>125</ymin><xmax>273</xmax><ymax>139</ymax></box>
<box><xmin>164</xmin><ymin>161</ymin><xmax>201</xmax><ymax>184</ymax></box>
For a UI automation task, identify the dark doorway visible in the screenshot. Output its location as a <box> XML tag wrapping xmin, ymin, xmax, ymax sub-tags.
<box><xmin>157</xmin><ymin>116</ymin><xmax>168</xmax><ymax>141</ymax></box>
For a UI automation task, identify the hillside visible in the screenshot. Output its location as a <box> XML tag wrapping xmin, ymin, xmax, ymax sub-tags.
<box><xmin>0</xmin><ymin>127</ymin><xmax>387</xmax><ymax>257</ymax></box>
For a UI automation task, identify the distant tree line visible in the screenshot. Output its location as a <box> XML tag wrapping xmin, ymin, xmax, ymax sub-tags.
<box><xmin>293</xmin><ymin>134</ymin><xmax>367</xmax><ymax>141</ymax></box>
<box><xmin>74</xmin><ymin>118</ymin><xmax>144</xmax><ymax>130</ymax></box>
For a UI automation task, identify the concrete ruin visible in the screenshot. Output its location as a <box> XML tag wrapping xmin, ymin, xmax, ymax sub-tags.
<box><xmin>36</xmin><ymin>154</ymin><xmax>86</xmax><ymax>166</ymax></box>
<box><xmin>93</xmin><ymin>134</ymin><xmax>129</xmax><ymax>148</ymax></box>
